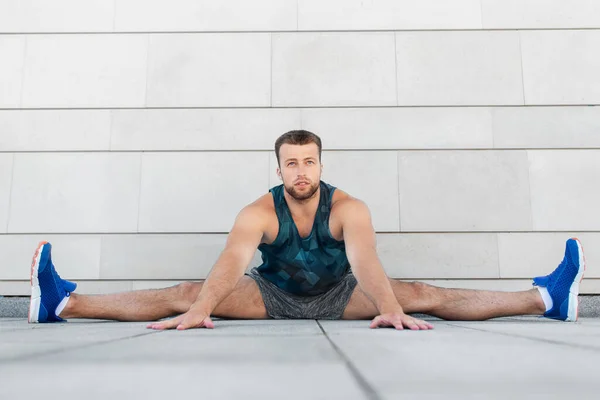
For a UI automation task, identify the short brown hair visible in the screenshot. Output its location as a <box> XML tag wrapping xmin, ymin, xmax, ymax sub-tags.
<box><xmin>275</xmin><ymin>130</ymin><xmax>322</xmax><ymax>166</ymax></box>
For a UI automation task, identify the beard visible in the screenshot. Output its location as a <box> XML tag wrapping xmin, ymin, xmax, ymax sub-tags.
<box><xmin>284</xmin><ymin>179</ymin><xmax>320</xmax><ymax>201</ymax></box>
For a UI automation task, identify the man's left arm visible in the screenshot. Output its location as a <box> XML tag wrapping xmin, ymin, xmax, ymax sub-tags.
<box><xmin>340</xmin><ymin>199</ymin><xmax>433</xmax><ymax>330</ymax></box>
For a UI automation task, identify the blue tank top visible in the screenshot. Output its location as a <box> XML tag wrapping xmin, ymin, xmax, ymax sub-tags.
<box><xmin>256</xmin><ymin>181</ymin><xmax>350</xmax><ymax>296</ymax></box>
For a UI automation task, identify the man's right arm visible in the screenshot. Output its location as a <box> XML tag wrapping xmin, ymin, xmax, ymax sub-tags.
<box><xmin>147</xmin><ymin>205</ymin><xmax>265</xmax><ymax>330</ymax></box>
<box><xmin>188</xmin><ymin>205</ymin><xmax>265</xmax><ymax>316</ymax></box>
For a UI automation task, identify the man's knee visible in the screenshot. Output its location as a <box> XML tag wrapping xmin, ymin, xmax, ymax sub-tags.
<box><xmin>410</xmin><ymin>281</ymin><xmax>433</xmax><ymax>297</ymax></box>
<box><xmin>175</xmin><ymin>281</ymin><xmax>202</xmax><ymax>304</ymax></box>
<box><xmin>391</xmin><ymin>279</ymin><xmax>436</xmax><ymax>313</ymax></box>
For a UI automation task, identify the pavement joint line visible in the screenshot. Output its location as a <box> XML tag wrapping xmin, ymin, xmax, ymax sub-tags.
<box><xmin>316</xmin><ymin>320</ymin><xmax>381</xmax><ymax>400</ymax></box>
<box><xmin>0</xmin><ymin>330</ymin><xmax>160</xmax><ymax>364</ymax></box>
<box><xmin>443</xmin><ymin>322</ymin><xmax>600</xmax><ymax>353</ymax></box>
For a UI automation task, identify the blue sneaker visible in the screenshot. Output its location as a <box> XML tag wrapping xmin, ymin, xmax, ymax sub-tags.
<box><xmin>533</xmin><ymin>238</ymin><xmax>586</xmax><ymax>322</ymax></box>
<box><xmin>28</xmin><ymin>241</ymin><xmax>77</xmax><ymax>323</ymax></box>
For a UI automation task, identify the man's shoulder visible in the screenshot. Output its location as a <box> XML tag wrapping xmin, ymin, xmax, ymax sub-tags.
<box><xmin>241</xmin><ymin>192</ymin><xmax>277</xmax><ymax>219</ymax></box>
<box><xmin>330</xmin><ymin>191</ymin><xmax>369</xmax><ymax>220</ymax></box>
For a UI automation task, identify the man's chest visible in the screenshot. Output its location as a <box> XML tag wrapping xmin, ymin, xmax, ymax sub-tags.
<box><xmin>262</xmin><ymin>209</ymin><xmax>344</xmax><ymax>244</ymax></box>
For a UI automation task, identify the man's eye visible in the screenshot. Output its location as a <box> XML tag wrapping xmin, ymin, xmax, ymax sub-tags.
<box><xmin>307</xmin><ymin>161</ymin><xmax>314</xmax><ymax>164</ymax></box>
<box><xmin>288</xmin><ymin>163</ymin><xmax>295</xmax><ymax>167</ymax></box>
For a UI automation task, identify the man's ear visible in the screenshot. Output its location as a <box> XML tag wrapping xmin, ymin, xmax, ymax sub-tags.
<box><xmin>276</xmin><ymin>168</ymin><xmax>282</xmax><ymax>180</ymax></box>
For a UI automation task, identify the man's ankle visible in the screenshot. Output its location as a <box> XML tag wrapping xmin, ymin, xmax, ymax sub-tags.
<box><xmin>532</xmin><ymin>288</ymin><xmax>549</xmax><ymax>315</ymax></box>
<box><xmin>58</xmin><ymin>293</ymin><xmax>76</xmax><ymax>318</ymax></box>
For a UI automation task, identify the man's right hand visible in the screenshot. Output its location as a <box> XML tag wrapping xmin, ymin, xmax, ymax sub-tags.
<box><xmin>147</xmin><ymin>309</ymin><xmax>214</xmax><ymax>330</ymax></box>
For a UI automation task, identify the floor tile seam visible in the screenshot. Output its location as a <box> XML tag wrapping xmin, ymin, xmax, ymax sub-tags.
<box><xmin>0</xmin><ymin>330</ymin><xmax>160</xmax><ymax>364</ymax></box>
<box><xmin>444</xmin><ymin>322</ymin><xmax>600</xmax><ymax>353</ymax></box>
<box><xmin>316</xmin><ymin>321</ymin><xmax>381</xmax><ymax>400</ymax></box>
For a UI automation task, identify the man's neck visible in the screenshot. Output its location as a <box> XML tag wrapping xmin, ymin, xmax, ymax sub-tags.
<box><xmin>283</xmin><ymin>186</ymin><xmax>320</xmax><ymax>218</ymax></box>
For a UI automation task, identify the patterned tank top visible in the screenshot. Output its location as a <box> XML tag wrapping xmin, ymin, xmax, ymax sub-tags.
<box><xmin>256</xmin><ymin>181</ymin><xmax>350</xmax><ymax>296</ymax></box>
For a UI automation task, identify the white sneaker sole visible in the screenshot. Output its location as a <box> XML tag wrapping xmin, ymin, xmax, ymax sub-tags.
<box><xmin>28</xmin><ymin>241</ymin><xmax>48</xmax><ymax>324</ymax></box>
<box><xmin>566</xmin><ymin>238</ymin><xmax>586</xmax><ymax>322</ymax></box>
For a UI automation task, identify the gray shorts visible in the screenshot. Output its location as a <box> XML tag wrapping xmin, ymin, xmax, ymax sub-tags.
<box><xmin>246</xmin><ymin>268</ymin><xmax>358</xmax><ymax>320</ymax></box>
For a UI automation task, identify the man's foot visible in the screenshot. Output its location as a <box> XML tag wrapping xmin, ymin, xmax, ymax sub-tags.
<box><xmin>533</xmin><ymin>238</ymin><xmax>586</xmax><ymax>322</ymax></box>
<box><xmin>29</xmin><ymin>241</ymin><xmax>77</xmax><ymax>323</ymax></box>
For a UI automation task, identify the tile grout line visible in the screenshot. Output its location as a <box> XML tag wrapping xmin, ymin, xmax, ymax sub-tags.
<box><xmin>2</xmin><ymin>28</ymin><xmax>600</xmax><ymax>35</ymax></box>
<box><xmin>0</xmin><ymin>104</ymin><xmax>599</xmax><ymax>110</ymax></box>
<box><xmin>3</xmin><ymin>148</ymin><xmax>600</xmax><ymax>155</ymax></box>
<box><xmin>444</xmin><ymin>322</ymin><xmax>600</xmax><ymax>353</ymax></box>
<box><xmin>316</xmin><ymin>321</ymin><xmax>381</xmax><ymax>400</ymax></box>
<box><xmin>0</xmin><ymin>330</ymin><xmax>161</xmax><ymax>364</ymax></box>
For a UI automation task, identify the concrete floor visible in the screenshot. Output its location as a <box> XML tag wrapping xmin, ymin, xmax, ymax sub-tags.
<box><xmin>1</xmin><ymin>316</ymin><xmax>599</xmax><ymax>399</ymax></box>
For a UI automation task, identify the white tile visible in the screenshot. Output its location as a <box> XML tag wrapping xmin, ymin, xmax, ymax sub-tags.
<box><xmin>268</xmin><ymin>151</ymin><xmax>400</xmax><ymax>231</ymax></box>
<box><xmin>146</xmin><ymin>33</ymin><xmax>270</xmax><ymax>107</ymax></box>
<box><xmin>0</xmin><ymin>281</ymin><xmax>28</xmax><ymax>296</ymax></box>
<box><xmin>8</xmin><ymin>153</ymin><xmax>141</xmax><ymax>233</ymax></box>
<box><xmin>298</xmin><ymin>0</ymin><xmax>482</xmax><ymax>30</ymax></box>
<box><xmin>302</xmin><ymin>108</ymin><xmax>493</xmax><ymax>149</ymax></box>
<box><xmin>100</xmin><ymin>234</ymin><xmax>264</xmax><ymax>279</ymax></box>
<box><xmin>528</xmin><ymin>150</ymin><xmax>600</xmax><ymax>230</ymax></box>
<box><xmin>396</xmin><ymin>31</ymin><xmax>524</xmax><ymax>106</ymax></box>
<box><xmin>111</xmin><ymin>109</ymin><xmax>300</xmax><ymax>150</ymax></box>
<box><xmin>115</xmin><ymin>0</ymin><xmax>296</xmax><ymax>31</ymax></box>
<box><xmin>398</xmin><ymin>151</ymin><xmax>532</xmax><ymax>231</ymax></box>
<box><xmin>21</xmin><ymin>35</ymin><xmax>147</xmax><ymax>108</ymax></box>
<box><xmin>0</xmin><ymin>280</ymin><xmax>133</xmax><ymax>296</ymax></box>
<box><xmin>0</xmin><ymin>36</ymin><xmax>25</xmax><ymax>108</ymax></box>
<box><xmin>67</xmin><ymin>280</ymin><xmax>133</xmax><ymax>295</ymax></box>
<box><xmin>492</xmin><ymin>107</ymin><xmax>600</xmax><ymax>149</ymax></box>
<box><xmin>0</xmin><ymin>110</ymin><xmax>111</xmax><ymax>151</ymax></box>
<box><xmin>333</xmin><ymin>325</ymin><xmax>599</xmax><ymax>399</ymax></box>
<box><xmin>138</xmin><ymin>152</ymin><xmax>269</xmax><ymax>232</ymax></box>
<box><xmin>378</xmin><ymin>233</ymin><xmax>499</xmax><ymax>279</ymax></box>
<box><xmin>0</xmin><ymin>154</ymin><xmax>14</xmax><ymax>233</ymax></box>
<box><xmin>521</xmin><ymin>30</ymin><xmax>600</xmax><ymax>105</ymax></box>
<box><xmin>482</xmin><ymin>0</ymin><xmax>600</xmax><ymax>29</ymax></box>
<box><xmin>272</xmin><ymin>32</ymin><xmax>397</xmax><ymax>106</ymax></box>
<box><xmin>0</xmin><ymin>0</ymin><xmax>114</xmax><ymax>32</ymax></box>
<box><xmin>498</xmin><ymin>233</ymin><xmax>600</xmax><ymax>279</ymax></box>
<box><xmin>0</xmin><ymin>364</ymin><xmax>363</xmax><ymax>400</ymax></box>
<box><xmin>318</xmin><ymin>152</ymin><xmax>401</xmax><ymax>232</ymax></box>
<box><xmin>0</xmin><ymin>235</ymin><xmax>101</xmax><ymax>280</ymax></box>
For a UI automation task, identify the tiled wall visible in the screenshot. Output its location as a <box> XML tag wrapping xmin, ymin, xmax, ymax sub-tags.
<box><xmin>1</xmin><ymin>0</ymin><xmax>599</xmax><ymax>295</ymax></box>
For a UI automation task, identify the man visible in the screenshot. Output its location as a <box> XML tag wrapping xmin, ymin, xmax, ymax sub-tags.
<box><xmin>28</xmin><ymin>130</ymin><xmax>586</xmax><ymax>331</ymax></box>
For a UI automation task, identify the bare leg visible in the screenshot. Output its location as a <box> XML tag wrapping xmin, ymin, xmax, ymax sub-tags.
<box><xmin>59</xmin><ymin>276</ymin><xmax>268</xmax><ymax>322</ymax></box>
<box><xmin>343</xmin><ymin>278</ymin><xmax>546</xmax><ymax>320</ymax></box>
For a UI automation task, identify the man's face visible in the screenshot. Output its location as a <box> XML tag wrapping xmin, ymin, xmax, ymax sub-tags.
<box><xmin>277</xmin><ymin>143</ymin><xmax>322</xmax><ymax>201</ymax></box>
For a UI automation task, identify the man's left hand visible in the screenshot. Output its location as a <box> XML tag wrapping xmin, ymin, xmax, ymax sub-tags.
<box><xmin>370</xmin><ymin>312</ymin><xmax>434</xmax><ymax>330</ymax></box>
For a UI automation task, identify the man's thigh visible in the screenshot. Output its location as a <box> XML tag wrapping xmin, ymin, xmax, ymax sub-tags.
<box><xmin>212</xmin><ymin>276</ymin><xmax>269</xmax><ymax>319</ymax></box>
<box><xmin>341</xmin><ymin>285</ymin><xmax>379</xmax><ymax>320</ymax></box>
<box><xmin>341</xmin><ymin>278</ymin><xmax>431</xmax><ymax>319</ymax></box>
